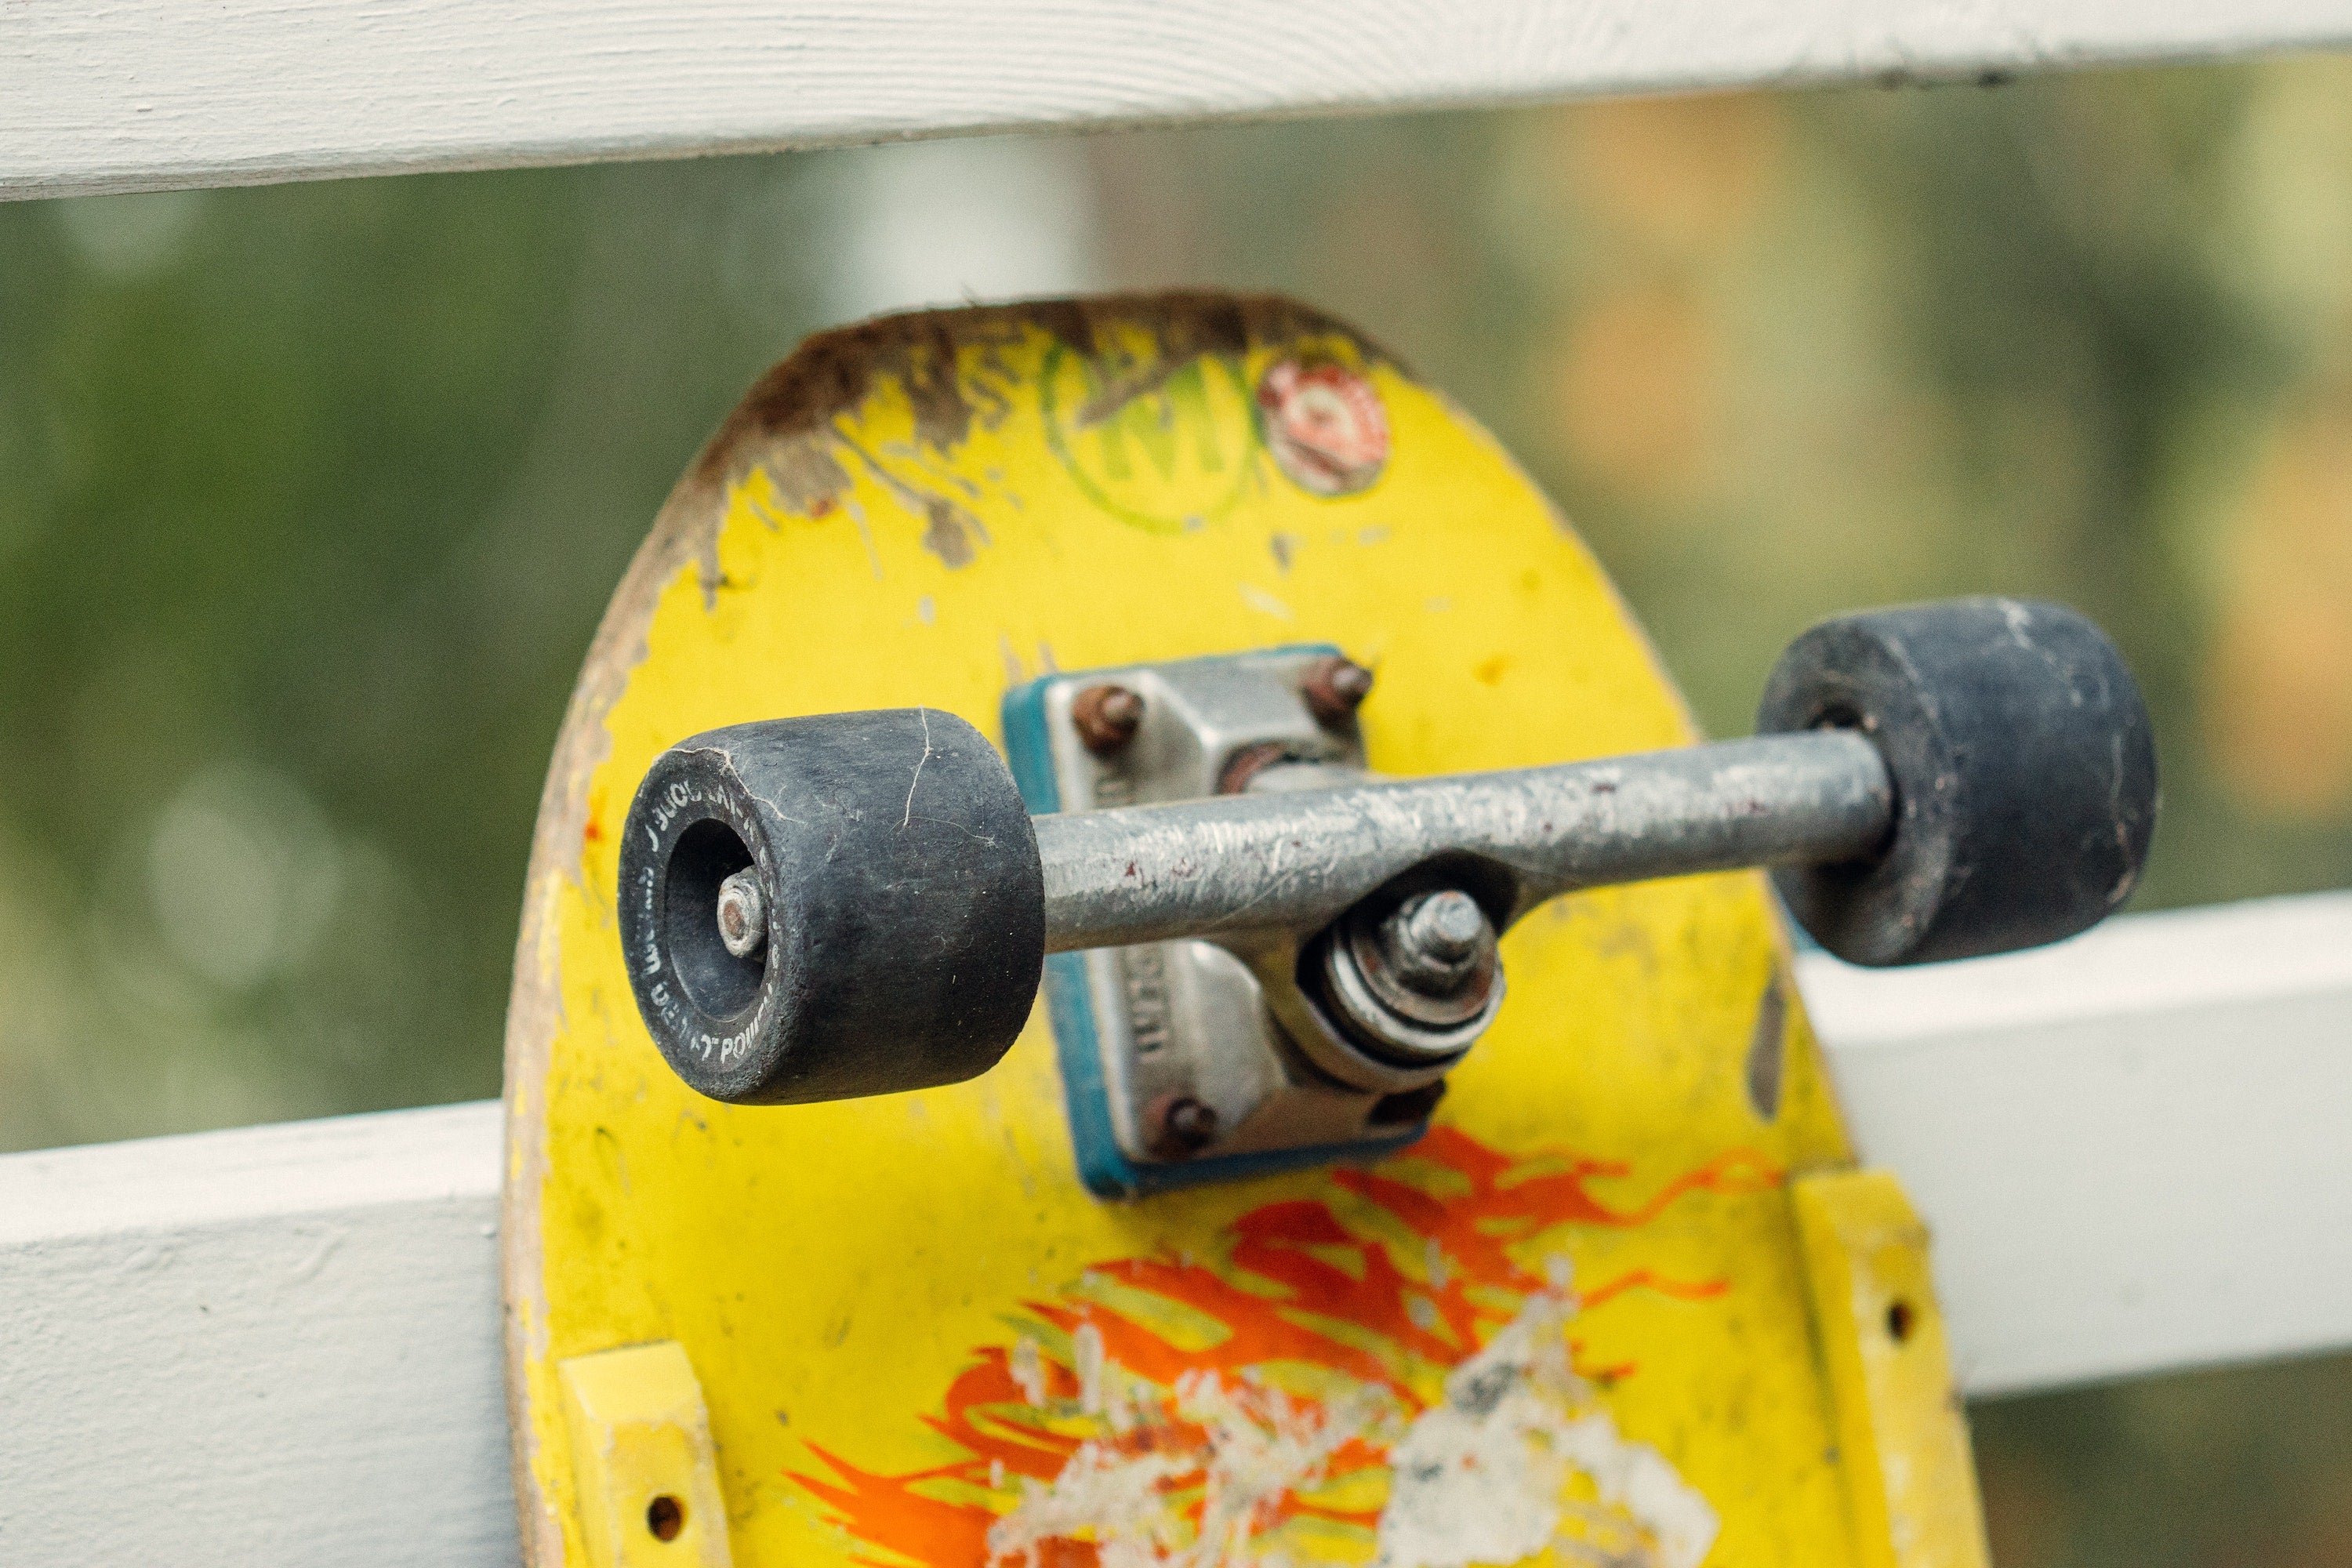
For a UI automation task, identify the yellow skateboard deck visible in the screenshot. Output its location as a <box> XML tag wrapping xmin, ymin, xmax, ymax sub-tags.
<box><xmin>503</xmin><ymin>295</ymin><xmax>1987</xmax><ymax>1568</ymax></box>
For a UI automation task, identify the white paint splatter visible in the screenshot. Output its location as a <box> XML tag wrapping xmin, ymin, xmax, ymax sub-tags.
<box><xmin>985</xmin><ymin>1287</ymin><xmax>1715</xmax><ymax>1568</ymax></box>
<box><xmin>989</xmin><ymin>1440</ymin><xmax>1191</xmax><ymax>1568</ymax></box>
<box><xmin>1374</xmin><ymin>1293</ymin><xmax>1719</xmax><ymax>1568</ymax></box>
<box><xmin>1075</xmin><ymin>1321</ymin><xmax>1106</xmax><ymax>1415</ymax></box>
<box><xmin>985</xmin><ymin>1362</ymin><xmax>1391</xmax><ymax>1568</ymax></box>
<box><xmin>1374</xmin><ymin>1294</ymin><xmax>1581</xmax><ymax>1568</ymax></box>
<box><xmin>1554</xmin><ymin>1417</ymin><xmax>1720</xmax><ymax>1568</ymax></box>
<box><xmin>1179</xmin><ymin>1373</ymin><xmax>1391</xmax><ymax>1568</ymax></box>
<box><xmin>1009</xmin><ymin>1337</ymin><xmax>1049</xmax><ymax>1407</ymax></box>
<box><xmin>1239</xmin><ymin>583</ymin><xmax>1295</xmax><ymax>620</ymax></box>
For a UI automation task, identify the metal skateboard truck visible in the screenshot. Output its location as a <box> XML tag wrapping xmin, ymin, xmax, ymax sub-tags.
<box><xmin>619</xmin><ymin>595</ymin><xmax>2154</xmax><ymax>1192</ymax></box>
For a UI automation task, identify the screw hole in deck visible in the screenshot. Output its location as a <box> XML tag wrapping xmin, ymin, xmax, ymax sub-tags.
<box><xmin>1886</xmin><ymin>1299</ymin><xmax>1917</xmax><ymax>1343</ymax></box>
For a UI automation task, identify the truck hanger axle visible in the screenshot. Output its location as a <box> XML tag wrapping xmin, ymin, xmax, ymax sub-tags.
<box><xmin>618</xmin><ymin>597</ymin><xmax>2156</xmax><ymax>1112</ymax></box>
<box><xmin>1033</xmin><ymin>728</ymin><xmax>1891</xmax><ymax>953</ymax></box>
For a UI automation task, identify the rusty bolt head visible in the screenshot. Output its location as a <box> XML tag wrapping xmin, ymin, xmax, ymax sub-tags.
<box><xmin>715</xmin><ymin>868</ymin><xmax>768</xmax><ymax>960</ymax></box>
<box><xmin>1301</xmin><ymin>656</ymin><xmax>1374</xmax><ymax>726</ymax></box>
<box><xmin>1072</xmin><ymin>684</ymin><xmax>1145</xmax><ymax>755</ymax></box>
<box><xmin>1153</xmin><ymin>1095</ymin><xmax>1220</xmax><ymax>1156</ymax></box>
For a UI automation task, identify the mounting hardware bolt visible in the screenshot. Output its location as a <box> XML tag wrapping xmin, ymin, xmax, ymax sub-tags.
<box><xmin>1151</xmin><ymin>1095</ymin><xmax>1220</xmax><ymax>1156</ymax></box>
<box><xmin>1301</xmin><ymin>656</ymin><xmax>1374</xmax><ymax>726</ymax></box>
<box><xmin>715</xmin><ymin>867</ymin><xmax>768</xmax><ymax>960</ymax></box>
<box><xmin>1072</xmin><ymin>684</ymin><xmax>1145</xmax><ymax>754</ymax></box>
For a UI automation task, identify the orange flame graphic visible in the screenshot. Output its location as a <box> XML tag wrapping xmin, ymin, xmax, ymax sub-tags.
<box><xmin>793</xmin><ymin>1128</ymin><xmax>1779</xmax><ymax>1568</ymax></box>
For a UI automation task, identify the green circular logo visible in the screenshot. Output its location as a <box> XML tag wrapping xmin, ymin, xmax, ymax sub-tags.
<box><xmin>1041</xmin><ymin>344</ymin><xmax>1258</xmax><ymax>535</ymax></box>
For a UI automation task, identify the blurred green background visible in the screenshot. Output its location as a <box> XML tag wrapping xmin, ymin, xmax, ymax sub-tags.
<box><xmin>4</xmin><ymin>56</ymin><xmax>2350</xmax><ymax>1567</ymax></box>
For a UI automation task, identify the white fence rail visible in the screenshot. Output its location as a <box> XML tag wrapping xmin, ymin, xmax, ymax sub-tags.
<box><xmin>13</xmin><ymin>9</ymin><xmax>2352</xmax><ymax>1562</ymax></box>
<box><xmin>2</xmin><ymin>892</ymin><xmax>2347</xmax><ymax>1565</ymax></box>
<box><xmin>9</xmin><ymin>0</ymin><xmax>2352</xmax><ymax>201</ymax></box>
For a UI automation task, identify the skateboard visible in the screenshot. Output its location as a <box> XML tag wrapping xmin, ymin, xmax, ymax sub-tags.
<box><xmin>502</xmin><ymin>295</ymin><xmax>2154</xmax><ymax>1568</ymax></box>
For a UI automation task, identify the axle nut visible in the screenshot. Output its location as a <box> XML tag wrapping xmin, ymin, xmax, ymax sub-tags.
<box><xmin>714</xmin><ymin>868</ymin><xmax>767</xmax><ymax>959</ymax></box>
<box><xmin>1388</xmin><ymin>890</ymin><xmax>1486</xmax><ymax>976</ymax></box>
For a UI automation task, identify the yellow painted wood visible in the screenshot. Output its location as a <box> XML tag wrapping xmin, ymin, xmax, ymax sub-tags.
<box><xmin>558</xmin><ymin>1341</ymin><xmax>735</xmax><ymax>1568</ymax></box>
<box><xmin>1793</xmin><ymin>1171</ymin><xmax>1992</xmax><ymax>1568</ymax></box>
<box><xmin>503</xmin><ymin>295</ymin><xmax>1979</xmax><ymax>1567</ymax></box>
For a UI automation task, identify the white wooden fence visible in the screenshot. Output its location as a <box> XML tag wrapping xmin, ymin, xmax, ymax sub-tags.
<box><xmin>8</xmin><ymin>5</ymin><xmax>2352</xmax><ymax>1563</ymax></box>
<box><xmin>5</xmin><ymin>894</ymin><xmax>2348</xmax><ymax>1564</ymax></box>
<box><xmin>8</xmin><ymin>0</ymin><xmax>2352</xmax><ymax>200</ymax></box>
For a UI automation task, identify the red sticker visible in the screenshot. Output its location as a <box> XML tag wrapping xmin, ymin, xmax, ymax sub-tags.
<box><xmin>1258</xmin><ymin>360</ymin><xmax>1390</xmax><ymax>497</ymax></box>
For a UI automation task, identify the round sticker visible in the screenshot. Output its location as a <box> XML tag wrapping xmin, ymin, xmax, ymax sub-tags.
<box><xmin>1258</xmin><ymin>359</ymin><xmax>1390</xmax><ymax>497</ymax></box>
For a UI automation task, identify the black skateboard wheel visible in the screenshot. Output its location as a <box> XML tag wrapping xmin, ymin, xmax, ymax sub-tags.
<box><xmin>1758</xmin><ymin>597</ymin><xmax>2158</xmax><ymax>967</ymax></box>
<box><xmin>618</xmin><ymin>709</ymin><xmax>1044</xmax><ymax>1104</ymax></box>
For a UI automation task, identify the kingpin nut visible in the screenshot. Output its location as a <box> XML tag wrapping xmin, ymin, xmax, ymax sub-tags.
<box><xmin>1318</xmin><ymin>887</ymin><xmax>1505</xmax><ymax>1064</ymax></box>
<box><xmin>1380</xmin><ymin>889</ymin><xmax>1490</xmax><ymax>990</ymax></box>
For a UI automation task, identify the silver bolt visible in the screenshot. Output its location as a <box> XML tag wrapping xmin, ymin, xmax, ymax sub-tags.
<box><xmin>716</xmin><ymin>868</ymin><xmax>768</xmax><ymax>960</ymax></box>
<box><xmin>1401</xmin><ymin>890</ymin><xmax>1485</xmax><ymax>964</ymax></box>
<box><xmin>1375</xmin><ymin>890</ymin><xmax>1495</xmax><ymax>993</ymax></box>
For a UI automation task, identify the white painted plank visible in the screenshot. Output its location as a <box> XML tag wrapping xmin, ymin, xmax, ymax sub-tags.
<box><xmin>0</xmin><ymin>1102</ymin><xmax>515</xmax><ymax>1566</ymax></box>
<box><xmin>1</xmin><ymin>895</ymin><xmax>2347</xmax><ymax>1563</ymax></box>
<box><xmin>9</xmin><ymin>0</ymin><xmax>2352</xmax><ymax>201</ymax></box>
<box><xmin>1799</xmin><ymin>891</ymin><xmax>2352</xmax><ymax>1399</ymax></box>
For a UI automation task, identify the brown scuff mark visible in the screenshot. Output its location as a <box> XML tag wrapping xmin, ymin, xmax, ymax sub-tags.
<box><xmin>703</xmin><ymin>309</ymin><xmax>1022</xmax><ymax>492</ymax></box>
<box><xmin>760</xmin><ymin>430</ymin><xmax>854</xmax><ymax>521</ymax></box>
<box><xmin>921</xmin><ymin>495</ymin><xmax>982</xmax><ymax>568</ymax></box>
<box><xmin>695</xmin><ymin>293</ymin><xmax>1402</xmax><ymax>571</ymax></box>
<box><xmin>831</xmin><ymin>423</ymin><xmax>990</xmax><ymax>570</ymax></box>
<box><xmin>699</xmin><ymin>292</ymin><xmax>1403</xmax><ymax>488</ymax></box>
